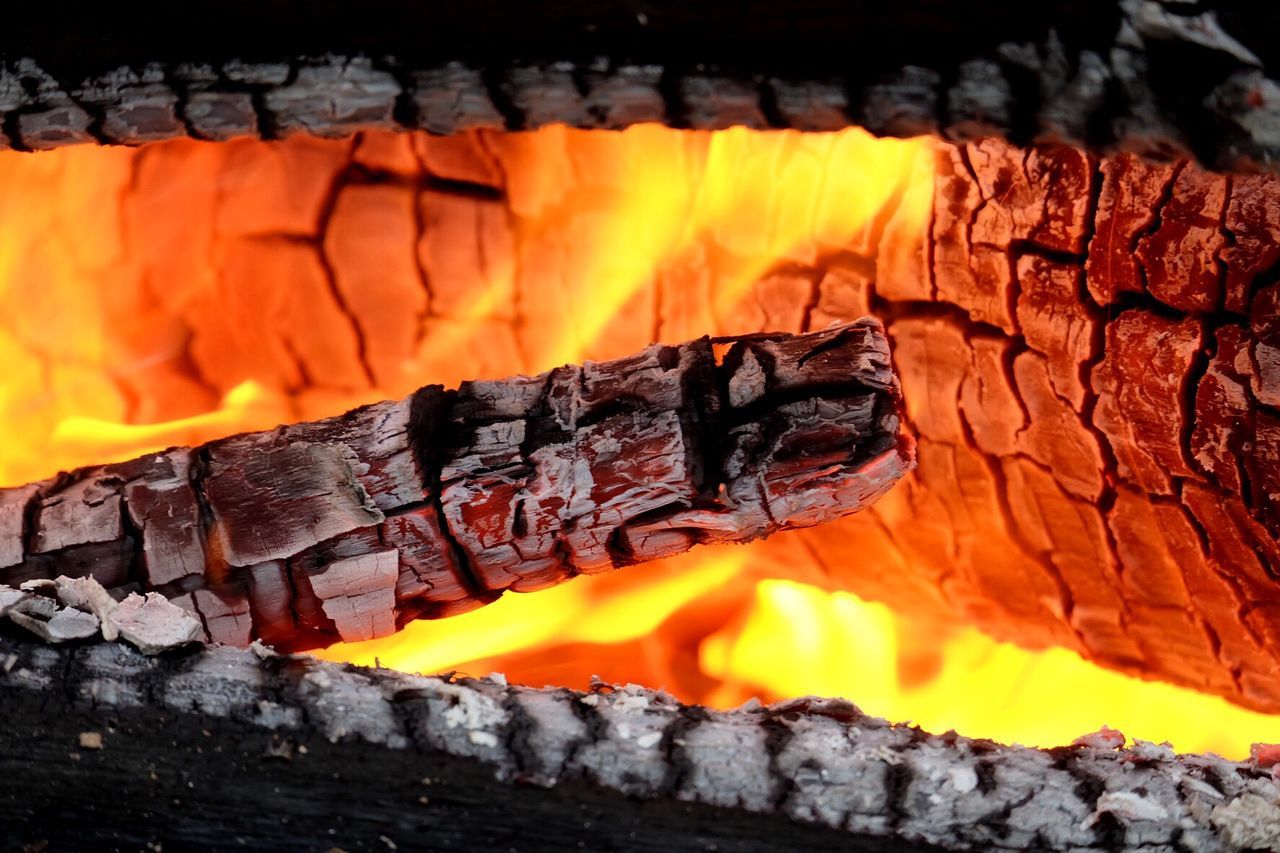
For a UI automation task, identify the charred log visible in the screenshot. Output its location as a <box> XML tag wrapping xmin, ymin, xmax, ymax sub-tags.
<box><xmin>0</xmin><ymin>321</ymin><xmax>913</xmax><ymax>652</ymax></box>
<box><xmin>0</xmin><ymin>2</ymin><xmax>1278</xmax><ymax>171</ymax></box>
<box><xmin>862</xmin><ymin>139</ymin><xmax>1280</xmax><ymax>714</ymax></box>
<box><xmin>1</xmin><ymin>630</ymin><xmax>1278</xmax><ymax>852</ymax></box>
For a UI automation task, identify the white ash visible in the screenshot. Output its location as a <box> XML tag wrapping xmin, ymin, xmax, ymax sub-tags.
<box><xmin>0</xmin><ymin>577</ymin><xmax>205</xmax><ymax>655</ymax></box>
<box><xmin>9</xmin><ymin>601</ymin><xmax>99</xmax><ymax>643</ymax></box>
<box><xmin>53</xmin><ymin>576</ymin><xmax>119</xmax><ymax>640</ymax></box>
<box><xmin>109</xmin><ymin>591</ymin><xmax>204</xmax><ymax>654</ymax></box>
<box><xmin>0</xmin><ymin>587</ymin><xmax>28</xmax><ymax>617</ymax></box>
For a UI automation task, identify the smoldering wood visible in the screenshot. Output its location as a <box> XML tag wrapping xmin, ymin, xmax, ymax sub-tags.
<box><xmin>0</xmin><ymin>2</ymin><xmax>1277</xmax><ymax>171</ymax></box>
<box><xmin>0</xmin><ymin>321</ymin><xmax>913</xmax><ymax>653</ymax></box>
<box><xmin>1</xmin><ymin>630</ymin><xmax>1278</xmax><ymax>852</ymax></box>
<box><xmin>868</xmin><ymin>136</ymin><xmax>1280</xmax><ymax>716</ymax></box>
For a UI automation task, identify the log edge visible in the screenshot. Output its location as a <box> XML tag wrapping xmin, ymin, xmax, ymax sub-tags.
<box><xmin>2</xmin><ymin>631</ymin><xmax>1278</xmax><ymax>852</ymax></box>
<box><xmin>0</xmin><ymin>2</ymin><xmax>1275</xmax><ymax>172</ymax></box>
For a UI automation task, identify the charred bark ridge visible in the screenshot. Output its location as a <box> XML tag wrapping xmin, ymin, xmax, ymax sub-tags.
<box><xmin>849</xmin><ymin>134</ymin><xmax>1280</xmax><ymax>715</ymax></box>
<box><xmin>1</xmin><ymin>630</ymin><xmax>1278</xmax><ymax>852</ymax></box>
<box><xmin>0</xmin><ymin>2</ymin><xmax>1277</xmax><ymax>172</ymax></box>
<box><xmin>0</xmin><ymin>321</ymin><xmax>912</xmax><ymax>652</ymax></box>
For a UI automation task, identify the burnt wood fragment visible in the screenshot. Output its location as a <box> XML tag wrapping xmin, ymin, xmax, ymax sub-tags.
<box><xmin>0</xmin><ymin>321</ymin><xmax>912</xmax><ymax>652</ymax></box>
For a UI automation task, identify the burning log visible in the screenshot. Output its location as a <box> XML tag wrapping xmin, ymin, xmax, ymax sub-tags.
<box><xmin>2</xmin><ymin>629</ymin><xmax>1278</xmax><ymax>852</ymax></box>
<box><xmin>0</xmin><ymin>320</ymin><xmax>913</xmax><ymax>651</ymax></box>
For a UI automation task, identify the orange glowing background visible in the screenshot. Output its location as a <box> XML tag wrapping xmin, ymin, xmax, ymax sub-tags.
<box><xmin>0</xmin><ymin>126</ymin><xmax>1277</xmax><ymax>758</ymax></box>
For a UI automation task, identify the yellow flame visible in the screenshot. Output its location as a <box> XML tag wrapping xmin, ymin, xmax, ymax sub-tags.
<box><xmin>698</xmin><ymin>128</ymin><xmax>923</xmax><ymax>315</ymax></box>
<box><xmin>315</xmin><ymin>548</ymin><xmax>748</xmax><ymax>675</ymax></box>
<box><xmin>699</xmin><ymin>580</ymin><xmax>1280</xmax><ymax>757</ymax></box>
<box><xmin>48</xmin><ymin>381</ymin><xmax>292</xmax><ymax>466</ymax></box>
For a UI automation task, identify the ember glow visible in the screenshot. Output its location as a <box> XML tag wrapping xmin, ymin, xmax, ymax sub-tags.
<box><xmin>1</xmin><ymin>126</ymin><xmax>1277</xmax><ymax>758</ymax></box>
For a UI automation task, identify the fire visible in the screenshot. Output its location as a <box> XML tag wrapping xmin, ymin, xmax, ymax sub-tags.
<box><xmin>697</xmin><ymin>581</ymin><xmax>1280</xmax><ymax>758</ymax></box>
<box><xmin>1</xmin><ymin>126</ymin><xmax>1276</xmax><ymax>758</ymax></box>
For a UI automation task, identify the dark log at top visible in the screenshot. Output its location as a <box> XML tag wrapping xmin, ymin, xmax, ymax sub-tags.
<box><xmin>1</xmin><ymin>631</ymin><xmax>1278</xmax><ymax>852</ymax></box>
<box><xmin>0</xmin><ymin>320</ymin><xmax>913</xmax><ymax>652</ymax></box>
<box><xmin>0</xmin><ymin>2</ymin><xmax>1277</xmax><ymax>172</ymax></box>
<box><xmin>0</xmin><ymin>0</ymin><xmax>1111</xmax><ymax>79</ymax></box>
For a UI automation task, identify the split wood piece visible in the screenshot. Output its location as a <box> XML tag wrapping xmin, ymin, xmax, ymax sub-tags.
<box><xmin>0</xmin><ymin>320</ymin><xmax>913</xmax><ymax>652</ymax></box>
<box><xmin>2</xmin><ymin>632</ymin><xmax>1278</xmax><ymax>852</ymax></box>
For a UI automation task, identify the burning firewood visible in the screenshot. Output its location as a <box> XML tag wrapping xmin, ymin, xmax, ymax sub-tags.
<box><xmin>0</xmin><ymin>320</ymin><xmax>913</xmax><ymax>651</ymax></box>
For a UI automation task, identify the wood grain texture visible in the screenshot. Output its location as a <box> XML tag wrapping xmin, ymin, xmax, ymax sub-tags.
<box><xmin>1</xmin><ymin>631</ymin><xmax>1277</xmax><ymax>852</ymax></box>
<box><xmin>823</xmin><ymin>135</ymin><xmax>1280</xmax><ymax>715</ymax></box>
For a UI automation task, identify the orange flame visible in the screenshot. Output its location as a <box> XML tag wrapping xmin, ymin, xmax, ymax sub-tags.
<box><xmin>1</xmin><ymin>126</ymin><xmax>1277</xmax><ymax>758</ymax></box>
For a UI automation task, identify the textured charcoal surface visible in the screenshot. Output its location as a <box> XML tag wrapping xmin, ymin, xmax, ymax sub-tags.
<box><xmin>1</xmin><ymin>631</ymin><xmax>1278</xmax><ymax>852</ymax></box>
<box><xmin>0</xmin><ymin>322</ymin><xmax>912</xmax><ymax>652</ymax></box>
<box><xmin>0</xmin><ymin>1</ymin><xmax>1278</xmax><ymax>170</ymax></box>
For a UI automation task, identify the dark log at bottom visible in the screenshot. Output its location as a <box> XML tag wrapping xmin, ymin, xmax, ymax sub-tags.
<box><xmin>0</xmin><ymin>677</ymin><xmax>905</xmax><ymax>853</ymax></box>
<box><xmin>0</xmin><ymin>320</ymin><xmax>912</xmax><ymax>652</ymax></box>
<box><xmin>2</xmin><ymin>631</ymin><xmax>1277</xmax><ymax>852</ymax></box>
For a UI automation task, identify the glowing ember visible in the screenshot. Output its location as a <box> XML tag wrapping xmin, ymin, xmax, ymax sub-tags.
<box><xmin>0</xmin><ymin>125</ymin><xmax>1275</xmax><ymax>758</ymax></box>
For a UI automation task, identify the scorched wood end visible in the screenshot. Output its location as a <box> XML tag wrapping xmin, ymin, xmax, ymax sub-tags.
<box><xmin>0</xmin><ymin>320</ymin><xmax>914</xmax><ymax>652</ymax></box>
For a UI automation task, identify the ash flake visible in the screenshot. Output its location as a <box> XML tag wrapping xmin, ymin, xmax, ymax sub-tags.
<box><xmin>635</xmin><ymin>731</ymin><xmax>663</xmax><ymax>749</ymax></box>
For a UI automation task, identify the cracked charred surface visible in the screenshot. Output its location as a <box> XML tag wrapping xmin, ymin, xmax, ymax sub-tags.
<box><xmin>1</xmin><ymin>631</ymin><xmax>1278</xmax><ymax>852</ymax></box>
<box><xmin>298</xmin><ymin>130</ymin><xmax>1280</xmax><ymax>713</ymax></box>
<box><xmin>0</xmin><ymin>321</ymin><xmax>913</xmax><ymax>652</ymax></box>
<box><xmin>864</xmin><ymin>138</ymin><xmax>1280</xmax><ymax>714</ymax></box>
